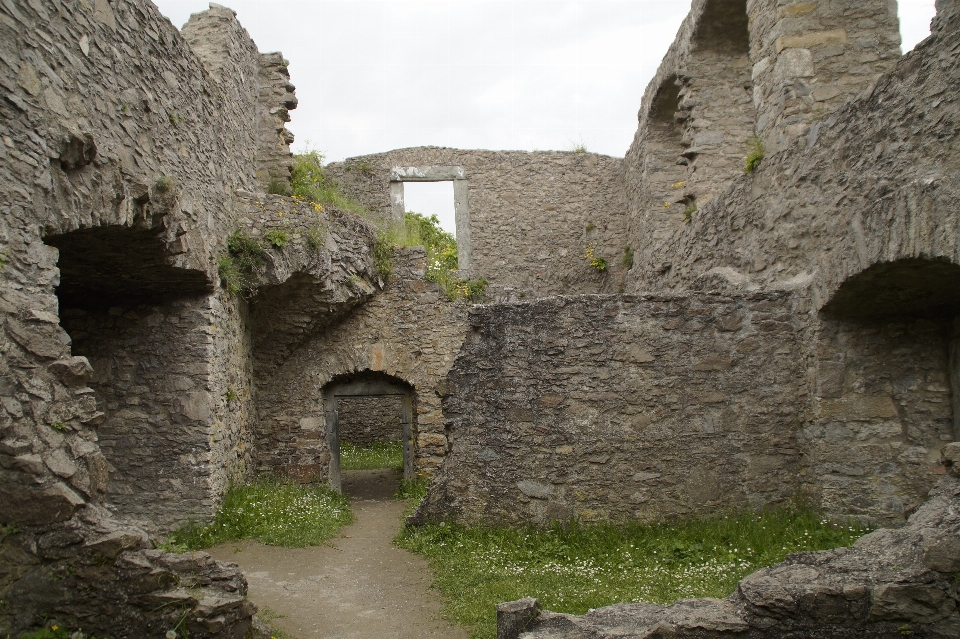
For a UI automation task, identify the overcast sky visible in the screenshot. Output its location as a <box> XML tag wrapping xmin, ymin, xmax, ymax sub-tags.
<box><xmin>153</xmin><ymin>0</ymin><xmax>938</xmax><ymax>234</ymax></box>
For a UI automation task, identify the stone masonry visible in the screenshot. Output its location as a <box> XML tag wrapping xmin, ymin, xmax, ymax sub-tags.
<box><xmin>0</xmin><ymin>0</ymin><xmax>379</xmax><ymax>635</ymax></box>
<box><xmin>337</xmin><ymin>395</ymin><xmax>404</xmax><ymax>446</ymax></box>
<box><xmin>2</xmin><ymin>0</ymin><xmax>960</xmax><ymax>636</ymax></box>
<box><xmin>328</xmin><ymin>148</ymin><xmax>629</xmax><ymax>300</ymax></box>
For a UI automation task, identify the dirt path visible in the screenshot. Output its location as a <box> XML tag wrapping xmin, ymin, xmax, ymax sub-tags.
<box><xmin>208</xmin><ymin>469</ymin><xmax>468</xmax><ymax>639</ymax></box>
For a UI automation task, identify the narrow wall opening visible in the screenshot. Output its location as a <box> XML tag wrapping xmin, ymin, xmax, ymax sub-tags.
<box><xmin>44</xmin><ymin>226</ymin><xmax>215</xmax><ymax>529</ymax></box>
<box><xmin>323</xmin><ymin>371</ymin><xmax>416</xmax><ymax>500</ymax></box>
<box><xmin>811</xmin><ymin>258</ymin><xmax>960</xmax><ymax>523</ymax></box>
<box><xmin>643</xmin><ymin>75</ymin><xmax>691</xmax><ymax>227</ymax></box>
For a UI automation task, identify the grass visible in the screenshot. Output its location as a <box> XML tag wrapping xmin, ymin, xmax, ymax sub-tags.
<box><xmin>340</xmin><ymin>441</ymin><xmax>404</xmax><ymax>471</ymax></box>
<box><xmin>258</xmin><ymin>607</ymin><xmax>297</xmax><ymax>639</ymax></box>
<box><xmin>396</xmin><ymin>507</ymin><xmax>872</xmax><ymax>639</ymax></box>
<box><xmin>396</xmin><ymin>475</ymin><xmax>430</xmax><ymax>503</ymax></box>
<box><xmin>162</xmin><ymin>479</ymin><xmax>352</xmax><ymax>551</ymax></box>
<box><xmin>744</xmin><ymin>135</ymin><xmax>764</xmax><ymax>173</ymax></box>
<box><xmin>292</xmin><ymin>149</ymin><xmax>368</xmax><ymax>216</ymax></box>
<box><xmin>17</xmin><ymin>627</ymin><xmax>103</xmax><ymax>639</ymax></box>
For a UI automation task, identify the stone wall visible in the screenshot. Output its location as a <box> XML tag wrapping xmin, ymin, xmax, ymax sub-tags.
<box><xmin>620</xmin><ymin>0</ymin><xmax>904</xmax><ymax>296</ymax></box>
<box><xmin>327</xmin><ymin>148</ymin><xmax>628</xmax><ymax>300</ymax></box>
<box><xmin>415</xmin><ymin>292</ymin><xmax>813</xmax><ymax>526</ymax></box>
<box><xmin>59</xmin><ymin>297</ymin><xmax>237</xmax><ymax>531</ymax></box>
<box><xmin>0</xmin><ymin>0</ymin><xmax>377</xmax><ymax>635</ymax></box>
<box><xmin>338</xmin><ymin>395</ymin><xmax>404</xmax><ymax>445</ymax></box>
<box><xmin>255</xmin><ymin>247</ymin><xmax>469</xmax><ymax>481</ymax></box>
<box><xmin>625</xmin><ymin>1</ymin><xmax>960</xmax><ymax>305</ymax></box>
<box><xmin>180</xmin><ymin>5</ymin><xmax>298</xmax><ymax>193</ymax></box>
<box><xmin>417</xmin><ymin>291</ymin><xmax>955</xmax><ymax>527</ymax></box>
<box><xmin>804</xmin><ymin>315</ymin><xmax>955</xmax><ymax>521</ymax></box>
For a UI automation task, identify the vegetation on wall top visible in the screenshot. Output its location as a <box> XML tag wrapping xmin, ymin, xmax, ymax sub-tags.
<box><xmin>402</xmin><ymin>211</ymin><xmax>487</xmax><ymax>302</ymax></box>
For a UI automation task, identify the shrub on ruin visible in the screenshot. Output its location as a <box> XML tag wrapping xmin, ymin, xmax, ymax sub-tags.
<box><xmin>219</xmin><ymin>229</ymin><xmax>268</xmax><ymax>297</ymax></box>
<box><xmin>744</xmin><ymin>135</ymin><xmax>764</xmax><ymax>173</ymax></box>
<box><xmin>291</xmin><ymin>149</ymin><xmax>367</xmax><ymax>215</ymax></box>
<box><xmin>265</xmin><ymin>228</ymin><xmax>289</xmax><ymax>249</ymax></box>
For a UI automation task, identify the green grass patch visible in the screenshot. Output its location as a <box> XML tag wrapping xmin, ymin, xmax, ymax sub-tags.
<box><xmin>340</xmin><ymin>441</ymin><xmax>404</xmax><ymax>471</ymax></box>
<box><xmin>396</xmin><ymin>507</ymin><xmax>871</xmax><ymax>639</ymax></box>
<box><xmin>396</xmin><ymin>474</ymin><xmax>430</xmax><ymax>503</ymax></box>
<box><xmin>163</xmin><ymin>479</ymin><xmax>352</xmax><ymax>550</ymax></box>
<box><xmin>292</xmin><ymin>149</ymin><xmax>368</xmax><ymax>216</ymax></box>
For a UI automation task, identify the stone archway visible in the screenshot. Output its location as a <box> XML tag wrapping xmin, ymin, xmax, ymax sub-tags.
<box><xmin>322</xmin><ymin>372</ymin><xmax>416</xmax><ymax>492</ymax></box>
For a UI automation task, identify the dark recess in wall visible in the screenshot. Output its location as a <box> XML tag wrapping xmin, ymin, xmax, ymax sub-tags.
<box><xmin>45</xmin><ymin>226</ymin><xmax>211</xmax><ymax>310</ymax></box>
<box><xmin>693</xmin><ymin>0</ymin><xmax>750</xmax><ymax>53</ymax></box>
<box><xmin>822</xmin><ymin>258</ymin><xmax>960</xmax><ymax>320</ymax></box>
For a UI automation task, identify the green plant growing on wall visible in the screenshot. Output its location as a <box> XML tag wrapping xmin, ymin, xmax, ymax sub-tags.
<box><xmin>219</xmin><ymin>229</ymin><xmax>268</xmax><ymax>297</ymax></box>
<box><xmin>402</xmin><ymin>212</ymin><xmax>488</xmax><ymax>302</ymax></box>
<box><xmin>583</xmin><ymin>243</ymin><xmax>608</xmax><ymax>272</ymax></box>
<box><xmin>155</xmin><ymin>175</ymin><xmax>174</xmax><ymax>193</ymax></box>
<box><xmin>623</xmin><ymin>246</ymin><xmax>634</xmax><ymax>269</ymax></box>
<box><xmin>585</xmin><ymin>222</ymin><xmax>596</xmax><ymax>232</ymax></box>
<box><xmin>372</xmin><ymin>230</ymin><xmax>394</xmax><ymax>280</ymax></box>
<box><xmin>683</xmin><ymin>199</ymin><xmax>698</xmax><ymax>223</ymax></box>
<box><xmin>265</xmin><ymin>228</ymin><xmax>289</xmax><ymax>249</ymax></box>
<box><xmin>267</xmin><ymin>179</ymin><xmax>291</xmax><ymax>196</ymax></box>
<box><xmin>744</xmin><ymin>136</ymin><xmax>764</xmax><ymax>173</ymax></box>
<box><xmin>291</xmin><ymin>149</ymin><xmax>367</xmax><ymax>215</ymax></box>
<box><xmin>306</xmin><ymin>224</ymin><xmax>326</xmax><ymax>249</ymax></box>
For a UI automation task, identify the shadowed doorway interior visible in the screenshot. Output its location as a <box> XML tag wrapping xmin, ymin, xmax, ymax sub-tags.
<box><xmin>322</xmin><ymin>371</ymin><xmax>416</xmax><ymax>497</ymax></box>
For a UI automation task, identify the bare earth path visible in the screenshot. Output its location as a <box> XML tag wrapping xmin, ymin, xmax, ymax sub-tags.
<box><xmin>208</xmin><ymin>469</ymin><xmax>468</xmax><ymax>639</ymax></box>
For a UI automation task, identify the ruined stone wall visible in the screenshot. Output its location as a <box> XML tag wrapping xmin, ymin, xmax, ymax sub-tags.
<box><xmin>416</xmin><ymin>293</ymin><xmax>813</xmax><ymax>526</ymax></box>
<box><xmin>621</xmin><ymin>0</ymin><xmax>903</xmax><ymax>295</ymax></box>
<box><xmin>804</xmin><ymin>315</ymin><xmax>955</xmax><ymax>521</ymax></box>
<box><xmin>420</xmin><ymin>291</ymin><xmax>956</xmax><ymax>527</ymax></box>
<box><xmin>627</xmin><ymin>5</ymin><xmax>960</xmax><ymax>306</ymax></box>
<box><xmin>60</xmin><ymin>298</ymin><xmax>231</xmax><ymax>530</ymax></box>
<box><xmin>255</xmin><ymin>248</ymin><xmax>469</xmax><ymax>481</ymax></box>
<box><xmin>327</xmin><ymin>148</ymin><xmax>628</xmax><ymax>300</ymax></box>
<box><xmin>0</xmin><ymin>0</ymin><xmax>371</xmax><ymax>634</ymax></box>
<box><xmin>338</xmin><ymin>396</ymin><xmax>404</xmax><ymax>445</ymax></box>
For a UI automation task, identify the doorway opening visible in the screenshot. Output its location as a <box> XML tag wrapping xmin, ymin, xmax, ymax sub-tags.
<box><xmin>323</xmin><ymin>371</ymin><xmax>416</xmax><ymax>499</ymax></box>
<box><xmin>403</xmin><ymin>181</ymin><xmax>457</xmax><ymax>238</ymax></box>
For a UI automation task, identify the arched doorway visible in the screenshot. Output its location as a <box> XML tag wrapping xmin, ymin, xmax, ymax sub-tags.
<box><xmin>323</xmin><ymin>372</ymin><xmax>415</xmax><ymax>492</ymax></box>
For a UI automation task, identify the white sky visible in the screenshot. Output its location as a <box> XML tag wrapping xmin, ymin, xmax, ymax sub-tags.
<box><xmin>153</xmin><ymin>0</ymin><xmax>938</xmax><ymax>235</ymax></box>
